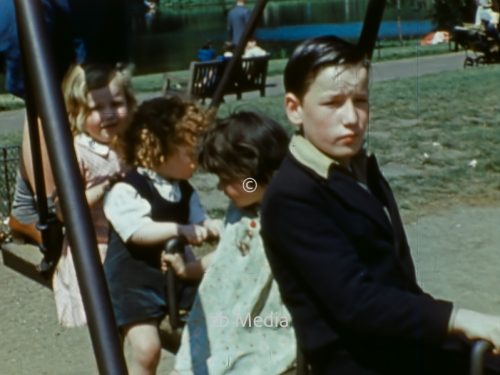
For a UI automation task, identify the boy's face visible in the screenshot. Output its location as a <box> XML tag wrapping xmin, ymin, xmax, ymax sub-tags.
<box><xmin>285</xmin><ymin>63</ymin><xmax>369</xmax><ymax>166</ymax></box>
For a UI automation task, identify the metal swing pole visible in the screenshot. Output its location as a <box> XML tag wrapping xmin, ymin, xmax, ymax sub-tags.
<box><xmin>357</xmin><ymin>2</ymin><xmax>495</xmax><ymax>374</ymax></box>
<box><xmin>358</xmin><ymin>0</ymin><xmax>387</xmax><ymax>59</ymax></box>
<box><xmin>210</xmin><ymin>0</ymin><xmax>269</xmax><ymax>108</ymax></box>
<box><xmin>21</xmin><ymin>70</ymin><xmax>62</xmax><ymax>275</ymax></box>
<box><xmin>14</xmin><ymin>0</ymin><xmax>127</xmax><ymax>373</ymax></box>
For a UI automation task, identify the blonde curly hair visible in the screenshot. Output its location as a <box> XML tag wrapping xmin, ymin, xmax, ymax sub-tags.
<box><xmin>62</xmin><ymin>63</ymin><xmax>136</xmax><ymax>135</ymax></box>
<box><xmin>119</xmin><ymin>96</ymin><xmax>214</xmax><ymax>169</ymax></box>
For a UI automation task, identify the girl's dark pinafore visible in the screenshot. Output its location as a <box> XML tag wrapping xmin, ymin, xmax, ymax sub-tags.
<box><xmin>104</xmin><ymin>169</ymin><xmax>197</xmax><ymax>328</ymax></box>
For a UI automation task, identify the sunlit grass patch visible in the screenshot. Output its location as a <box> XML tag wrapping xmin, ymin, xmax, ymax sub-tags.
<box><xmin>0</xmin><ymin>94</ymin><xmax>24</xmax><ymax>112</ymax></box>
<box><xmin>0</xmin><ymin>132</ymin><xmax>23</xmax><ymax>147</ymax></box>
<box><xmin>368</xmin><ymin>64</ymin><xmax>500</xmax><ymax>220</ymax></box>
<box><xmin>1</xmin><ymin>63</ymin><xmax>499</xmax><ymax>222</ymax></box>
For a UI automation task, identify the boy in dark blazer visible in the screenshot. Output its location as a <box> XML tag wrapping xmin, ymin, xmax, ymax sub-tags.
<box><xmin>261</xmin><ymin>35</ymin><xmax>500</xmax><ymax>374</ymax></box>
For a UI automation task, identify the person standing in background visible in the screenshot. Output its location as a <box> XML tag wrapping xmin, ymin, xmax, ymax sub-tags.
<box><xmin>227</xmin><ymin>0</ymin><xmax>251</xmax><ymax>47</ymax></box>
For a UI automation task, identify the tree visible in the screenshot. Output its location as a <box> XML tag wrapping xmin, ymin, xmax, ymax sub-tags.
<box><xmin>431</xmin><ymin>0</ymin><xmax>476</xmax><ymax>30</ymax></box>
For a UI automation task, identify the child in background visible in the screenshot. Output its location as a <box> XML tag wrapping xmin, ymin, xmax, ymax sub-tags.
<box><xmin>103</xmin><ymin>96</ymin><xmax>219</xmax><ymax>375</ymax></box>
<box><xmin>243</xmin><ymin>38</ymin><xmax>268</xmax><ymax>58</ymax></box>
<box><xmin>163</xmin><ymin>111</ymin><xmax>296</xmax><ymax>375</ymax></box>
<box><xmin>53</xmin><ymin>63</ymin><xmax>136</xmax><ymax>327</ymax></box>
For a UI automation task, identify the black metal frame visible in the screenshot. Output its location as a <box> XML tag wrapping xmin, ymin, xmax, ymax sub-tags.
<box><xmin>22</xmin><ymin>86</ymin><xmax>63</xmax><ymax>275</ymax></box>
<box><xmin>164</xmin><ymin>238</ymin><xmax>186</xmax><ymax>330</ymax></box>
<box><xmin>358</xmin><ymin>0</ymin><xmax>387</xmax><ymax>58</ymax></box>
<box><xmin>471</xmin><ymin>340</ymin><xmax>494</xmax><ymax>375</ymax></box>
<box><xmin>210</xmin><ymin>0</ymin><xmax>386</xmax><ymax>109</ymax></box>
<box><xmin>210</xmin><ymin>0</ymin><xmax>269</xmax><ymax>108</ymax></box>
<box><xmin>13</xmin><ymin>0</ymin><xmax>127</xmax><ymax>373</ymax></box>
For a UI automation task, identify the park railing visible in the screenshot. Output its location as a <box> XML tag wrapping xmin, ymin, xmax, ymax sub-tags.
<box><xmin>0</xmin><ymin>145</ymin><xmax>20</xmax><ymax>219</ymax></box>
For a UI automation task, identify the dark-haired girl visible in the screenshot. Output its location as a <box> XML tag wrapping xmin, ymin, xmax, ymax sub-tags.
<box><xmin>162</xmin><ymin>111</ymin><xmax>296</xmax><ymax>375</ymax></box>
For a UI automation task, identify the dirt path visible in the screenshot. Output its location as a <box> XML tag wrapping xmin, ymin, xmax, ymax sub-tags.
<box><xmin>0</xmin><ymin>260</ymin><xmax>175</xmax><ymax>375</ymax></box>
<box><xmin>1</xmin><ymin>203</ymin><xmax>499</xmax><ymax>374</ymax></box>
<box><xmin>407</xmin><ymin>204</ymin><xmax>500</xmax><ymax>314</ymax></box>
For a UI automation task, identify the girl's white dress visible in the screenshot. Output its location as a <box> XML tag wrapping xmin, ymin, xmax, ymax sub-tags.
<box><xmin>52</xmin><ymin>133</ymin><xmax>125</xmax><ymax>327</ymax></box>
<box><xmin>174</xmin><ymin>205</ymin><xmax>296</xmax><ymax>375</ymax></box>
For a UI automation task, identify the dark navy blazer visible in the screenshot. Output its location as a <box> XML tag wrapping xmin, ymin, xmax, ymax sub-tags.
<box><xmin>261</xmin><ymin>149</ymin><xmax>461</xmax><ymax>374</ymax></box>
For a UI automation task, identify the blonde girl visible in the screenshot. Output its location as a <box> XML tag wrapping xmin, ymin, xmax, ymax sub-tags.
<box><xmin>53</xmin><ymin>63</ymin><xmax>136</xmax><ymax>327</ymax></box>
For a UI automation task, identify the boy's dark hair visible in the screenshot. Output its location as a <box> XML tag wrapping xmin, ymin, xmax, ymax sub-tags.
<box><xmin>284</xmin><ymin>35</ymin><xmax>369</xmax><ymax>99</ymax></box>
<box><xmin>119</xmin><ymin>95</ymin><xmax>213</xmax><ymax>168</ymax></box>
<box><xmin>199</xmin><ymin>111</ymin><xmax>289</xmax><ymax>185</ymax></box>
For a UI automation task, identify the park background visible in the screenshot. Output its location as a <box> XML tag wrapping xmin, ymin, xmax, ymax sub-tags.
<box><xmin>1</xmin><ymin>0</ymin><xmax>500</xmax><ymax>373</ymax></box>
<box><xmin>0</xmin><ymin>0</ymin><xmax>481</xmax><ymax>82</ymax></box>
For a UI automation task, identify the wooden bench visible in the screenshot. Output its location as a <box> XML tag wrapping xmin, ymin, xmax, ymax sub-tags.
<box><xmin>163</xmin><ymin>54</ymin><xmax>270</xmax><ymax>103</ymax></box>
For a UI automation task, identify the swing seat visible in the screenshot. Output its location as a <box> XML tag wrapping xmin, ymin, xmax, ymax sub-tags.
<box><xmin>1</xmin><ymin>241</ymin><xmax>52</xmax><ymax>289</ymax></box>
<box><xmin>0</xmin><ymin>236</ymin><xmax>188</xmax><ymax>353</ymax></box>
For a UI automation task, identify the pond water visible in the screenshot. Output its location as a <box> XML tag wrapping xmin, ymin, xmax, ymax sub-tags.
<box><xmin>131</xmin><ymin>0</ymin><xmax>435</xmax><ymax>73</ymax></box>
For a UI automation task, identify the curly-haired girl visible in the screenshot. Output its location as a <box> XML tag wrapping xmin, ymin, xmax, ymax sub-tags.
<box><xmin>103</xmin><ymin>95</ymin><xmax>218</xmax><ymax>375</ymax></box>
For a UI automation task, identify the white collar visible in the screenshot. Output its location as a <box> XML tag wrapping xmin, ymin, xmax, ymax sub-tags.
<box><xmin>289</xmin><ymin>134</ymin><xmax>338</xmax><ymax>179</ymax></box>
<box><xmin>75</xmin><ymin>133</ymin><xmax>110</xmax><ymax>157</ymax></box>
<box><xmin>289</xmin><ymin>134</ymin><xmax>369</xmax><ymax>182</ymax></box>
<box><xmin>136</xmin><ymin>167</ymin><xmax>181</xmax><ymax>201</ymax></box>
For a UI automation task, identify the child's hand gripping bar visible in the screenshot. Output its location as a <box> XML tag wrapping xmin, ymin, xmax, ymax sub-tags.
<box><xmin>163</xmin><ymin>237</ymin><xmax>185</xmax><ymax>329</ymax></box>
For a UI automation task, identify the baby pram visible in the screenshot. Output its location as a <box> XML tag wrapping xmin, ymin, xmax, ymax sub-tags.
<box><xmin>453</xmin><ymin>24</ymin><xmax>500</xmax><ymax>67</ymax></box>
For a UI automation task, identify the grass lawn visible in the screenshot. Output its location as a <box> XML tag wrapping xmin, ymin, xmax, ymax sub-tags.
<box><xmin>0</xmin><ymin>132</ymin><xmax>23</xmax><ymax>146</ymax></box>
<box><xmin>368</xmin><ymin>65</ymin><xmax>500</xmax><ymax>220</ymax></box>
<box><xmin>1</xmin><ymin>63</ymin><xmax>499</xmax><ymax>223</ymax></box>
<box><xmin>0</xmin><ymin>38</ymin><xmax>454</xmax><ymax>105</ymax></box>
<box><xmin>0</xmin><ymin>93</ymin><xmax>24</xmax><ymax>112</ymax></box>
<box><xmin>215</xmin><ymin>64</ymin><xmax>500</xmax><ymax>222</ymax></box>
<box><xmin>131</xmin><ymin>39</ymin><xmax>453</xmax><ymax>94</ymax></box>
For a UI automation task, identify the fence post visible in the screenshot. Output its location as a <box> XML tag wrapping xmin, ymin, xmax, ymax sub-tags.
<box><xmin>2</xmin><ymin>148</ymin><xmax>11</xmax><ymax>214</ymax></box>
